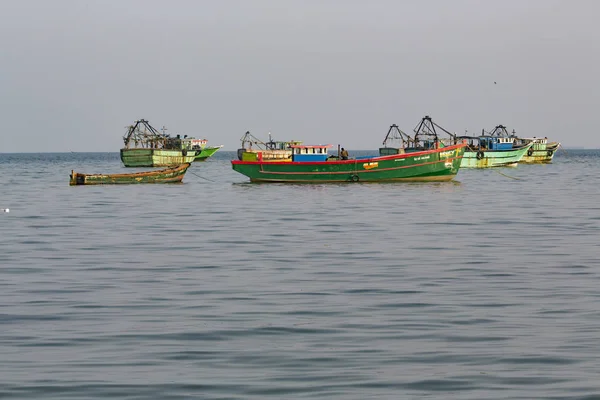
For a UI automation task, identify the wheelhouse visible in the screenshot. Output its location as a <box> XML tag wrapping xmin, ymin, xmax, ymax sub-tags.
<box><xmin>478</xmin><ymin>136</ymin><xmax>515</xmax><ymax>150</ymax></box>
<box><xmin>289</xmin><ymin>145</ymin><xmax>332</xmax><ymax>162</ymax></box>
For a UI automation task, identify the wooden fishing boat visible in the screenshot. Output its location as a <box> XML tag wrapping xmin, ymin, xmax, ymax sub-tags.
<box><xmin>70</xmin><ymin>163</ymin><xmax>191</xmax><ymax>185</ymax></box>
<box><xmin>512</xmin><ymin>136</ymin><xmax>560</xmax><ymax>163</ymax></box>
<box><xmin>454</xmin><ymin>125</ymin><xmax>533</xmax><ymax>168</ymax></box>
<box><xmin>120</xmin><ymin>119</ymin><xmax>198</xmax><ymax>167</ymax></box>
<box><xmin>231</xmin><ymin>118</ymin><xmax>467</xmax><ymax>183</ymax></box>
<box><xmin>194</xmin><ymin>145</ymin><xmax>223</xmax><ymax>161</ymax></box>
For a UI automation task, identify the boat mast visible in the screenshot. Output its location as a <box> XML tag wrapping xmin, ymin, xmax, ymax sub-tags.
<box><xmin>381</xmin><ymin>124</ymin><xmax>411</xmax><ymax>148</ymax></box>
<box><xmin>122</xmin><ymin>119</ymin><xmax>165</xmax><ymax>149</ymax></box>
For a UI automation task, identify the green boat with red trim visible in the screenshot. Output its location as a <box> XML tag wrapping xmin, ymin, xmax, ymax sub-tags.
<box><xmin>232</xmin><ymin>117</ymin><xmax>467</xmax><ymax>183</ymax></box>
<box><xmin>231</xmin><ymin>143</ymin><xmax>465</xmax><ymax>182</ymax></box>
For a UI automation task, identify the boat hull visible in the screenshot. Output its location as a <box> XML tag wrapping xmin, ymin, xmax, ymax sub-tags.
<box><xmin>460</xmin><ymin>143</ymin><xmax>532</xmax><ymax>168</ymax></box>
<box><xmin>520</xmin><ymin>142</ymin><xmax>560</xmax><ymax>163</ymax></box>
<box><xmin>70</xmin><ymin>163</ymin><xmax>191</xmax><ymax>185</ymax></box>
<box><xmin>120</xmin><ymin>148</ymin><xmax>197</xmax><ymax>167</ymax></box>
<box><xmin>194</xmin><ymin>145</ymin><xmax>223</xmax><ymax>161</ymax></box>
<box><xmin>231</xmin><ymin>144</ymin><xmax>466</xmax><ymax>182</ymax></box>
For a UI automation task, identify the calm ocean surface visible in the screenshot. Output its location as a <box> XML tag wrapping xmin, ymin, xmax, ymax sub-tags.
<box><xmin>1</xmin><ymin>149</ymin><xmax>599</xmax><ymax>399</ymax></box>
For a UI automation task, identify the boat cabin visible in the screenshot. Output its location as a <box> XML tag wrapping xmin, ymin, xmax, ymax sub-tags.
<box><xmin>477</xmin><ymin>136</ymin><xmax>515</xmax><ymax>150</ymax></box>
<box><xmin>180</xmin><ymin>137</ymin><xmax>208</xmax><ymax>150</ymax></box>
<box><xmin>518</xmin><ymin>137</ymin><xmax>547</xmax><ymax>145</ymax></box>
<box><xmin>289</xmin><ymin>145</ymin><xmax>332</xmax><ymax>162</ymax></box>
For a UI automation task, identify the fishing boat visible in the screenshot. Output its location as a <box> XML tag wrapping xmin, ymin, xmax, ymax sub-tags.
<box><xmin>70</xmin><ymin>163</ymin><xmax>191</xmax><ymax>185</ymax></box>
<box><xmin>120</xmin><ymin>119</ymin><xmax>198</xmax><ymax>167</ymax></box>
<box><xmin>237</xmin><ymin>131</ymin><xmax>302</xmax><ymax>162</ymax></box>
<box><xmin>486</xmin><ymin>124</ymin><xmax>560</xmax><ymax>164</ymax></box>
<box><xmin>511</xmin><ymin>136</ymin><xmax>560</xmax><ymax>163</ymax></box>
<box><xmin>454</xmin><ymin>125</ymin><xmax>533</xmax><ymax>168</ymax></box>
<box><xmin>194</xmin><ymin>145</ymin><xmax>223</xmax><ymax>161</ymax></box>
<box><xmin>231</xmin><ymin>119</ymin><xmax>467</xmax><ymax>183</ymax></box>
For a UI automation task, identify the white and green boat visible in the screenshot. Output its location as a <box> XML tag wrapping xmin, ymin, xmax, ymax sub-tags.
<box><xmin>488</xmin><ymin>124</ymin><xmax>560</xmax><ymax>164</ymax></box>
<box><xmin>120</xmin><ymin>119</ymin><xmax>198</xmax><ymax>167</ymax></box>
<box><xmin>513</xmin><ymin>136</ymin><xmax>561</xmax><ymax>163</ymax></box>
<box><xmin>194</xmin><ymin>145</ymin><xmax>223</xmax><ymax>161</ymax></box>
<box><xmin>456</xmin><ymin>127</ymin><xmax>532</xmax><ymax>168</ymax></box>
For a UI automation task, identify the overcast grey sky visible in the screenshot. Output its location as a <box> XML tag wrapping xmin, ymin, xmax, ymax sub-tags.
<box><xmin>1</xmin><ymin>0</ymin><xmax>599</xmax><ymax>152</ymax></box>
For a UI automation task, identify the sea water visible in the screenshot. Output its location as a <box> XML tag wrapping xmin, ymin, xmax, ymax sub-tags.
<box><xmin>1</xmin><ymin>150</ymin><xmax>599</xmax><ymax>399</ymax></box>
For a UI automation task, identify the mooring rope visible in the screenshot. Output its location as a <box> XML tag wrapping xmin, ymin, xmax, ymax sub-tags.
<box><xmin>188</xmin><ymin>170</ymin><xmax>216</xmax><ymax>182</ymax></box>
<box><xmin>493</xmin><ymin>169</ymin><xmax>521</xmax><ymax>180</ymax></box>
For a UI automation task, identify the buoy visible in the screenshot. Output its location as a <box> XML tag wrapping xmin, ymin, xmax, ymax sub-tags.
<box><xmin>2</xmin><ymin>209</ymin><xmax>9</xmax><ymax>213</ymax></box>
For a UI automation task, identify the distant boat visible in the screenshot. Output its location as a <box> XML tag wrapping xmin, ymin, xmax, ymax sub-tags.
<box><xmin>236</xmin><ymin>131</ymin><xmax>302</xmax><ymax>162</ymax></box>
<box><xmin>454</xmin><ymin>125</ymin><xmax>533</xmax><ymax>168</ymax></box>
<box><xmin>70</xmin><ymin>163</ymin><xmax>191</xmax><ymax>185</ymax></box>
<box><xmin>488</xmin><ymin>125</ymin><xmax>560</xmax><ymax>164</ymax></box>
<box><xmin>194</xmin><ymin>145</ymin><xmax>223</xmax><ymax>161</ymax></box>
<box><xmin>513</xmin><ymin>137</ymin><xmax>560</xmax><ymax>163</ymax></box>
<box><xmin>232</xmin><ymin>118</ymin><xmax>467</xmax><ymax>183</ymax></box>
<box><xmin>120</xmin><ymin>119</ymin><xmax>198</xmax><ymax>167</ymax></box>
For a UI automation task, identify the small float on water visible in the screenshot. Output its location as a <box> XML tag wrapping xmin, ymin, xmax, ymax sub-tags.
<box><xmin>70</xmin><ymin>163</ymin><xmax>191</xmax><ymax>185</ymax></box>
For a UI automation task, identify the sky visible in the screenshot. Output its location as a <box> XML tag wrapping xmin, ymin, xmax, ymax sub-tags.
<box><xmin>1</xmin><ymin>0</ymin><xmax>599</xmax><ymax>152</ymax></box>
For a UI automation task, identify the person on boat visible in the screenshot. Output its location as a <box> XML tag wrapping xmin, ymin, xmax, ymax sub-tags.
<box><xmin>340</xmin><ymin>148</ymin><xmax>349</xmax><ymax>160</ymax></box>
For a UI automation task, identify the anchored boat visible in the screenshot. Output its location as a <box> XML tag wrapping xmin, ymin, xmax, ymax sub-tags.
<box><xmin>120</xmin><ymin>119</ymin><xmax>198</xmax><ymax>167</ymax></box>
<box><xmin>237</xmin><ymin>131</ymin><xmax>302</xmax><ymax>162</ymax></box>
<box><xmin>194</xmin><ymin>145</ymin><xmax>223</xmax><ymax>161</ymax></box>
<box><xmin>455</xmin><ymin>125</ymin><xmax>533</xmax><ymax>168</ymax></box>
<box><xmin>512</xmin><ymin>136</ymin><xmax>560</xmax><ymax>163</ymax></box>
<box><xmin>486</xmin><ymin>125</ymin><xmax>560</xmax><ymax>163</ymax></box>
<box><xmin>70</xmin><ymin>163</ymin><xmax>191</xmax><ymax>185</ymax></box>
<box><xmin>231</xmin><ymin>118</ymin><xmax>467</xmax><ymax>183</ymax></box>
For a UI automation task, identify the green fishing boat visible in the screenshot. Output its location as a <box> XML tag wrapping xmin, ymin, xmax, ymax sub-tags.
<box><xmin>455</xmin><ymin>125</ymin><xmax>533</xmax><ymax>168</ymax></box>
<box><xmin>232</xmin><ymin>118</ymin><xmax>467</xmax><ymax>183</ymax></box>
<box><xmin>232</xmin><ymin>144</ymin><xmax>465</xmax><ymax>182</ymax></box>
<box><xmin>484</xmin><ymin>124</ymin><xmax>559</xmax><ymax>164</ymax></box>
<box><xmin>120</xmin><ymin>119</ymin><xmax>197</xmax><ymax>167</ymax></box>
<box><xmin>194</xmin><ymin>145</ymin><xmax>223</xmax><ymax>161</ymax></box>
<box><xmin>513</xmin><ymin>136</ymin><xmax>561</xmax><ymax>163</ymax></box>
<box><xmin>70</xmin><ymin>163</ymin><xmax>191</xmax><ymax>185</ymax></box>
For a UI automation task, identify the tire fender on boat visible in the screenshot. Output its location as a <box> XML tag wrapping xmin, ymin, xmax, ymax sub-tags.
<box><xmin>351</xmin><ymin>174</ymin><xmax>359</xmax><ymax>182</ymax></box>
<box><xmin>527</xmin><ymin>148</ymin><xmax>534</xmax><ymax>156</ymax></box>
<box><xmin>476</xmin><ymin>151</ymin><xmax>484</xmax><ymax>160</ymax></box>
<box><xmin>182</xmin><ymin>149</ymin><xmax>188</xmax><ymax>157</ymax></box>
<box><xmin>547</xmin><ymin>150</ymin><xmax>553</xmax><ymax>156</ymax></box>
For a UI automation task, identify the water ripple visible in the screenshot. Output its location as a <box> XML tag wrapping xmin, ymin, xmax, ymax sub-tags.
<box><xmin>1</xmin><ymin>151</ymin><xmax>600</xmax><ymax>399</ymax></box>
